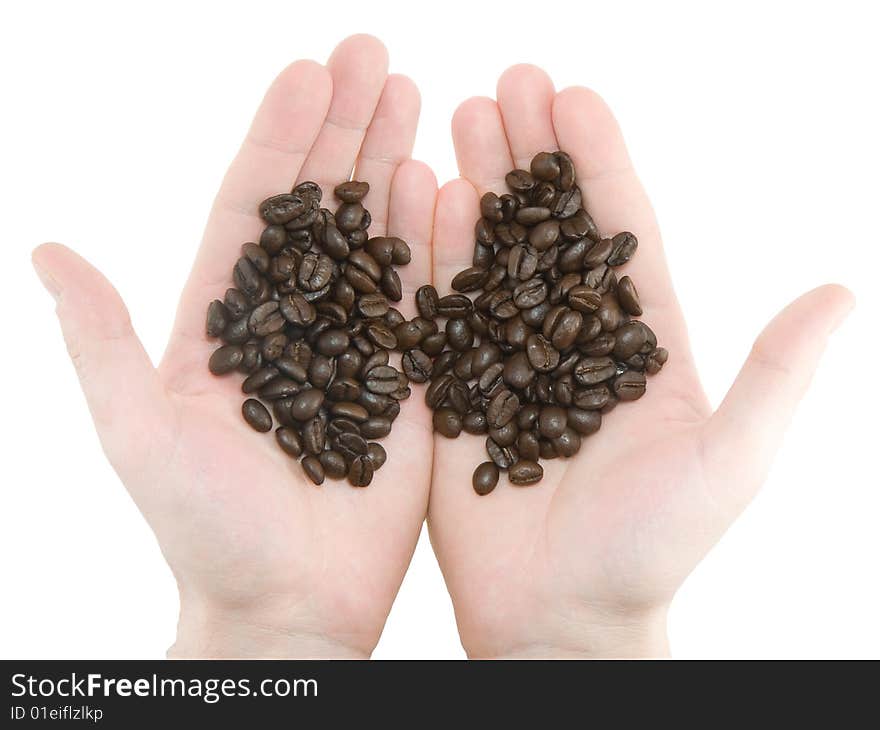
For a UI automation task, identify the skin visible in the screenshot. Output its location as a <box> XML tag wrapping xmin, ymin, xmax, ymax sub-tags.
<box><xmin>32</xmin><ymin>40</ymin><xmax>853</xmax><ymax>658</ymax></box>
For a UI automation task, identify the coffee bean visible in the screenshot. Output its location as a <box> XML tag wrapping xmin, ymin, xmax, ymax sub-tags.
<box><xmin>538</xmin><ymin>406</ymin><xmax>567</xmax><ymax>439</ymax></box>
<box><xmin>290</xmin><ymin>388</ymin><xmax>323</xmax><ymax>420</ymax></box>
<box><xmin>365</xmin><ymin>365</ymin><xmax>400</xmax><ymax>394</ymax></box>
<box><xmin>513</xmin><ymin>278</ymin><xmax>548</xmax><ymax>309</ymax></box>
<box><xmin>567</xmin><ymin>285</ymin><xmax>601</xmax><ymax>313</ymax></box>
<box><xmin>616</xmin><ymin>275</ymin><xmax>642</xmax><ymax>316</ymax></box>
<box><xmin>259</xmin><ymin>193</ymin><xmax>306</xmax><ymax>225</ymax></box>
<box><xmin>433</xmin><ymin>408</ymin><xmax>462</xmax><ymax>438</ymax></box>
<box><xmin>402</xmin><ymin>349</ymin><xmax>432</xmax><ymax>383</ymax></box>
<box><xmin>446</xmin><ymin>318</ymin><xmax>474</xmax><ymax>351</ymax></box>
<box><xmin>348</xmin><ymin>455</ymin><xmax>374</xmax><ymax>487</ymax></box>
<box><xmin>301</xmin><ymin>455</ymin><xmax>324</xmax><ymax>485</ymax></box>
<box><xmin>486</xmin><ymin>438</ymin><xmax>518</xmax><ymax>469</ymax></box>
<box><xmin>613</xmin><ymin>321</ymin><xmax>648</xmax><ymax>360</ymax></box>
<box><xmin>242</xmin><ymin>366</ymin><xmax>279</xmax><ymax>394</ymax></box>
<box><xmin>463</xmin><ymin>411</ymin><xmax>488</xmax><ymax>434</ymax></box>
<box><xmin>472</xmin><ymin>462</ymin><xmax>500</xmax><ymax>495</ymax></box>
<box><xmin>613</xmin><ymin>370</ymin><xmax>647</xmax><ymax>401</ymax></box>
<box><xmin>574</xmin><ymin>357</ymin><xmax>617</xmax><ymax>385</ymax></box>
<box><xmin>552</xmin><ymin>427</ymin><xmax>581</xmax><ymax>457</ymax></box>
<box><xmin>302</xmin><ymin>417</ymin><xmax>325</xmax><ymax>455</ymax></box>
<box><xmin>526</xmin><ymin>334</ymin><xmax>560</xmax><ymax>372</ymax></box>
<box><xmin>238</xmin><ymin>343</ymin><xmax>263</xmax><ymax>374</ymax></box>
<box><xmin>380</xmin><ymin>268</ymin><xmax>403</xmax><ymax>301</ymax></box>
<box><xmin>509</xmin><ymin>459</ymin><xmax>543</xmax><ymax>486</ymax></box>
<box><xmin>209</xmin><ymin>345</ymin><xmax>243</xmax><ymax>375</ymax></box>
<box><xmin>259</xmin><ymin>377</ymin><xmax>301</xmax><ymax>401</ymax></box>
<box><xmin>334</xmin><ymin>180</ymin><xmax>369</xmax><ymax>203</ymax></box>
<box><xmin>275</xmin><ymin>427</ymin><xmax>303</xmax><ymax>457</ymax></box>
<box><xmin>567</xmin><ymin>408</ymin><xmax>601</xmax><ymax>435</ymax></box>
<box><xmin>242</xmin><ymin>399</ymin><xmax>272</xmax><ymax>432</ymax></box>
<box><xmin>487</xmin><ymin>389</ymin><xmax>519</xmax><ymax>429</ymax></box>
<box><xmin>319</xmin><ymin>450</ymin><xmax>348</xmax><ymax>479</ymax></box>
<box><xmin>367</xmin><ymin>442</ymin><xmax>387</xmax><ymax>469</ymax></box>
<box><xmin>645</xmin><ymin>347</ymin><xmax>668</xmax><ymax>375</ymax></box>
<box><xmin>452</xmin><ymin>266</ymin><xmax>490</xmax><ymax>292</ymax></box>
<box><xmin>608</xmin><ymin>231</ymin><xmax>638</xmax><ymax>266</ymax></box>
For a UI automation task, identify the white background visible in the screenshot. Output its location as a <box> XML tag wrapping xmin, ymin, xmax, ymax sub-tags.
<box><xmin>1</xmin><ymin>0</ymin><xmax>878</xmax><ymax>659</ymax></box>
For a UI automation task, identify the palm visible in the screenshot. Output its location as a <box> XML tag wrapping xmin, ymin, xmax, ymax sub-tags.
<box><xmin>36</xmin><ymin>36</ymin><xmax>437</xmax><ymax>657</ymax></box>
<box><xmin>426</xmin><ymin>66</ymin><xmax>851</xmax><ymax>657</ymax></box>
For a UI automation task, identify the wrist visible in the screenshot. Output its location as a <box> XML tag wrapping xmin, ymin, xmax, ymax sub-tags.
<box><xmin>469</xmin><ymin>605</ymin><xmax>671</xmax><ymax>660</ymax></box>
<box><xmin>168</xmin><ymin>598</ymin><xmax>370</xmax><ymax>659</ymax></box>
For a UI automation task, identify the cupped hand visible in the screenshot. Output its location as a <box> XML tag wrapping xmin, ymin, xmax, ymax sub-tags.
<box><xmin>32</xmin><ymin>35</ymin><xmax>437</xmax><ymax>658</ymax></box>
<box><xmin>427</xmin><ymin>65</ymin><xmax>854</xmax><ymax>658</ymax></box>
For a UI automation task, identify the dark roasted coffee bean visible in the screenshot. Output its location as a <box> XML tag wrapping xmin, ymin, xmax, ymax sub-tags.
<box><xmin>574</xmin><ymin>356</ymin><xmax>617</xmax><ymax>385</ymax></box>
<box><xmin>206</xmin><ymin>300</ymin><xmax>229</xmax><ymax>337</ymax></box>
<box><xmin>480</xmin><ymin>192</ymin><xmax>503</xmax><ymax>222</ymax></box>
<box><xmin>489</xmin><ymin>419</ymin><xmax>518</xmax><ymax>447</ymax></box>
<box><xmin>421</xmin><ymin>333</ymin><xmax>447</xmax><ymax>357</ymax></box>
<box><xmin>348</xmin><ymin>455</ymin><xmax>374</xmax><ymax>487</ymax></box>
<box><xmin>259</xmin><ymin>193</ymin><xmax>306</xmax><ymax>225</ymax></box>
<box><xmin>503</xmin><ymin>351</ymin><xmax>535</xmax><ymax>390</ymax></box>
<box><xmin>298</xmin><ymin>252</ymin><xmax>333</xmax><ymax>292</ymax></box>
<box><xmin>472</xmin><ymin>461</ymin><xmax>500</xmax><ymax>495</ymax></box>
<box><xmin>486</xmin><ymin>438</ymin><xmax>518</xmax><ymax>470</ymax></box>
<box><xmin>233</xmin><ymin>256</ymin><xmax>262</xmax><ymax>297</ymax></box>
<box><xmin>529</xmin><ymin>219</ymin><xmax>560</xmax><ymax>250</ymax></box>
<box><xmin>223</xmin><ymin>288</ymin><xmax>250</xmax><ymax>319</ymax></box>
<box><xmin>567</xmin><ymin>408</ymin><xmax>601</xmax><ymax>435</ymax></box>
<box><xmin>330</xmin><ymin>401</ymin><xmax>369</xmax><ymax>423</ymax></box>
<box><xmin>596</xmin><ymin>293</ymin><xmax>625</xmax><ymax>332</ymax></box>
<box><xmin>366</xmin><ymin>321</ymin><xmax>397</xmax><ymax>349</ymax></box>
<box><xmin>486</xmin><ymin>389</ymin><xmax>519</xmax><ymax>429</ymax></box>
<box><xmin>308</xmin><ymin>355</ymin><xmax>335</xmax><ymax>389</ymax></box>
<box><xmin>613</xmin><ymin>370</ymin><xmax>647</xmax><ymax>401</ymax></box>
<box><xmin>326</xmin><ymin>377</ymin><xmax>362</xmax><ymax>402</ymax></box>
<box><xmin>613</xmin><ymin>321</ymin><xmax>649</xmax><ymax>360</ymax></box>
<box><xmin>446</xmin><ymin>318</ymin><xmax>474</xmax><ymax>351</ymax></box>
<box><xmin>530</xmin><ymin>151</ymin><xmax>560</xmax><ymax>181</ymax></box>
<box><xmin>402</xmin><ymin>349</ymin><xmax>432</xmax><ymax>383</ymax></box>
<box><xmin>437</xmin><ymin>294</ymin><xmax>472</xmax><ymax>318</ymax></box>
<box><xmin>242</xmin><ymin>399</ymin><xmax>272</xmax><ymax>432</ymax></box>
<box><xmin>583</xmin><ymin>237</ymin><xmax>614</xmax><ymax>269</ymax></box>
<box><xmin>302</xmin><ymin>417</ymin><xmax>325</xmax><ymax>455</ymax></box>
<box><xmin>526</xmin><ymin>334</ymin><xmax>560</xmax><ymax>372</ymax></box>
<box><xmin>451</xmin><ymin>266</ymin><xmax>489</xmax><ymax>292</ymax></box>
<box><xmin>260</xmin><ymin>225</ymin><xmax>288</xmax><ymax>255</ymax></box>
<box><xmin>517</xmin><ymin>403</ymin><xmax>541</xmax><ymax>430</ymax></box>
<box><xmin>538</xmin><ymin>406</ymin><xmax>567</xmax><ymax>439</ymax></box>
<box><xmin>513</xmin><ymin>277</ymin><xmax>547</xmax><ymax>309</ymax></box>
<box><xmin>552</xmin><ymin>427</ymin><xmax>581</xmax><ymax>457</ymax></box>
<box><xmin>278</xmin><ymin>292</ymin><xmax>317</xmax><ymax>327</ymax></box>
<box><xmin>415</xmin><ymin>285</ymin><xmax>440</xmax><ymax>319</ymax></box>
<box><xmin>334</xmin><ymin>180</ymin><xmax>369</xmax><ymax>203</ymax></box>
<box><xmin>616</xmin><ymin>275</ymin><xmax>642</xmax><ymax>316</ymax></box>
<box><xmin>608</xmin><ymin>231</ymin><xmax>638</xmax><ymax>266</ymax></box>
<box><xmin>581</xmin><ymin>331</ymin><xmax>616</xmax><ymax>357</ymax></box>
<box><xmin>567</xmin><ymin>285</ymin><xmax>602</xmax><ymax>313</ymax></box>
<box><xmin>463</xmin><ymin>411</ymin><xmax>488</xmax><ymax>434</ymax></box>
<box><xmin>365</xmin><ymin>365</ymin><xmax>401</xmax><ymax>394</ymax></box>
<box><xmin>516</xmin><ymin>206</ymin><xmax>552</xmax><ymax>225</ymax></box>
<box><xmin>508</xmin><ymin>244</ymin><xmax>538</xmax><ymax>281</ymax></box>
<box><xmin>380</xmin><ymin>267</ymin><xmax>403</xmax><ymax>301</ymax></box>
<box><xmin>559</xmin><ymin>238</ymin><xmax>589</xmax><ymax>273</ymax></box>
<box><xmin>316</xmin><ymin>328</ymin><xmax>350</xmax><ymax>356</ymax></box>
<box><xmin>296</xmin><ymin>455</ymin><xmax>323</xmax><ymax>486</ymax></box>
<box><xmin>433</xmin><ymin>408</ymin><xmax>462</xmax><ymax>438</ymax></box>
<box><xmin>209</xmin><ymin>345</ymin><xmax>243</xmax><ymax>375</ymax></box>
<box><xmin>289</xmin><ymin>388</ymin><xmax>323</xmax><ymax>420</ymax></box>
<box><xmin>516</xmin><ymin>431</ymin><xmax>541</xmax><ymax>462</ymax></box>
<box><xmin>360</xmin><ymin>417</ymin><xmax>391</xmax><ymax>439</ymax></box>
<box><xmin>509</xmin><ymin>459</ymin><xmax>543</xmax><ymax>486</ymax></box>
<box><xmin>260</xmin><ymin>332</ymin><xmax>287</xmax><ymax>361</ymax></box>
<box><xmin>336</xmin><ymin>202</ymin><xmax>365</xmax><ymax>233</ymax></box>
<box><xmin>259</xmin><ymin>377</ymin><xmax>300</xmax><ymax>401</ymax></box>
<box><xmin>357</xmin><ymin>292</ymin><xmax>389</xmax><ymax>318</ymax></box>
<box><xmin>248</xmin><ymin>301</ymin><xmax>285</xmax><ymax>337</ymax></box>
<box><xmin>319</xmin><ymin>450</ymin><xmax>348</xmax><ymax>479</ymax></box>
<box><xmin>276</xmin><ymin>427</ymin><xmax>303</xmax><ymax>457</ymax></box>
<box><xmin>645</xmin><ymin>347</ymin><xmax>669</xmax><ymax>375</ymax></box>
<box><xmin>222</xmin><ymin>316</ymin><xmax>250</xmax><ymax>345</ymax></box>
<box><xmin>506</xmin><ymin>168</ymin><xmax>535</xmax><ymax>192</ymax></box>
<box><xmin>367</xmin><ymin>442</ymin><xmax>387</xmax><ymax>469</ymax></box>
<box><xmin>242</xmin><ymin>365</ymin><xmax>279</xmax><ymax>394</ymax></box>
<box><xmin>573</xmin><ymin>386</ymin><xmax>611</xmax><ymax>410</ymax></box>
<box><xmin>238</xmin><ymin>343</ymin><xmax>263</xmax><ymax>374</ymax></box>
<box><xmin>584</xmin><ymin>263</ymin><xmax>616</xmax><ymax>293</ymax></box>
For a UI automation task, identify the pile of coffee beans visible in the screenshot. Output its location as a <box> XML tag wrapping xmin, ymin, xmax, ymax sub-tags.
<box><xmin>413</xmin><ymin>151</ymin><xmax>668</xmax><ymax>495</ymax></box>
<box><xmin>206</xmin><ymin>180</ymin><xmax>414</xmax><ymax>487</ymax></box>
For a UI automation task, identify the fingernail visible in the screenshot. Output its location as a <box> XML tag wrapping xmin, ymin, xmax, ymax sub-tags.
<box><xmin>32</xmin><ymin>260</ymin><xmax>61</xmax><ymax>301</ymax></box>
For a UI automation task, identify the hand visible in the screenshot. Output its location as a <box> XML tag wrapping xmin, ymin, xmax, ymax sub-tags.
<box><xmin>31</xmin><ymin>35</ymin><xmax>437</xmax><ymax>658</ymax></box>
<box><xmin>427</xmin><ymin>65</ymin><xmax>854</xmax><ymax>658</ymax></box>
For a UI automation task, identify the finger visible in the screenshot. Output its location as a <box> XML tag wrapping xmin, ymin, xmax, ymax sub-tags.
<box><xmin>451</xmin><ymin>97</ymin><xmax>514</xmax><ymax>195</ymax></box>
<box><xmin>702</xmin><ymin>284</ymin><xmax>855</xmax><ymax>511</ymax></box>
<box><xmin>387</xmin><ymin>160</ymin><xmax>437</xmax><ymax>318</ymax></box>
<box><xmin>353</xmin><ymin>75</ymin><xmax>421</xmax><ymax>237</ymax></box>
<box><xmin>432</xmin><ymin>178</ymin><xmax>481</xmax><ymax>295</ymax></box>
<box><xmin>170</xmin><ymin>60</ymin><xmax>332</xmax><ymax>345</ymax></box>
<box><xmin>552</xmin><ymin>85</ymin><xmax>690</xmax><ymax>352</ymax></box>
<box><xmin>32</xmin><ymin>244</ymin><xmax>171</xmax><ymax>465</ymax></box>
<box><xmin>496</xmin><ymin>65</ymin><xmax>558</xmax><ymax>169</ymax></box>
<box><xmin>296</xmin><ymin>34</ymin><xmax>389</xmax><ymax>193</ymax></box>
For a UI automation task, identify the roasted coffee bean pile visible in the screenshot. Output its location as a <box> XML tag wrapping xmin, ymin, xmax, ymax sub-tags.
<box><xmin>206</xmin><ymin>180</ymin><xmax>414</xmax><ymax>487</ymax></box>
<box><xmin>414</xmin><ymin>151</ymin><xmax>668</xmax><ymax>495</ymax></box>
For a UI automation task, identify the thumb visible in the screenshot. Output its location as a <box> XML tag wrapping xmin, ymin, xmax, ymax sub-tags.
<box><xmin>701</xmin><ymin>284</ymin><xmax>855</xmax><ymax>513</ymax></box>
<box><xmin>32</xmin><ymin>243</ymin><xmax>170</xmax><ymax>466</ymax></box>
